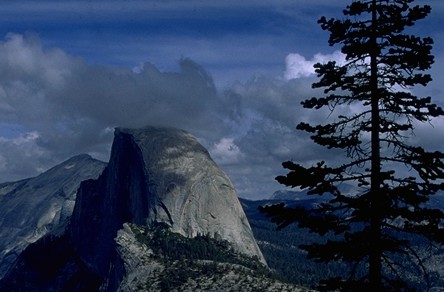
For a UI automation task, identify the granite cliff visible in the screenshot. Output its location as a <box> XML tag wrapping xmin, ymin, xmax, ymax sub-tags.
<box><xmin>0</xmin><ymin>126</ymin><xmax>267</xmax><ymax>290</ymax></box>
<box><xmin>0</xmin><ymin>154</ymin><xmax>106</xmax><ymax>279</ymax></box>
<box><xmin>70</xmin><ymin>126</ymin><xmax>266</xmax><ymax>285</ymax></box>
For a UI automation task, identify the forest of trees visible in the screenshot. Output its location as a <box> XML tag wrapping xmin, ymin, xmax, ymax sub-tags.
<box><xmin>132</xmin><ymin>222</ymin><xmax>266</xmax><ymax>271</ymax></box>
<box><xmin>260</xmin><ymin>0</ymin><xmax>444</xmax><ymax>290</ymax></box>
<box><xmin>130</xmin><ymin>222</ymin><xmax>271</xmax><ymax>291</ymax></box>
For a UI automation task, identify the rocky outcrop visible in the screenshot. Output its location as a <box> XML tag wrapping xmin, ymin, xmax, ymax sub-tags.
<box><xmin>114</xmin><ymin>223</ymin><xmax>306</xmax><ymax>292</ymax></box>
<box><xmin>0</xmin><ymin>126</ymin><xmax>266</xmax><ymax>290</ymax></box>
<box><xmin>0</xmin><ymin>154</ymin><xmax>106</xmax><ymax>279</ymax></box>
<box><xmin>115</xmin><ymin>127</ymin><xmax>264</xmax><ymax>260</ymax></box>
<box><xmin>70</xmin><ymin>126</ymin><xmax>265</xmax><ymax>282</ymax></box>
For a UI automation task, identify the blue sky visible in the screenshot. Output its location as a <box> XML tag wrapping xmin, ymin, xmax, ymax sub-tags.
<box><xmin>0</xmin><ymin>1</ymin><xmax>352</xmax><ymax>85</ymax></box>
<box><xmin>0</xmin><ymin>0</ymin><xmax>443</xmax><ymax>199</ymax></box>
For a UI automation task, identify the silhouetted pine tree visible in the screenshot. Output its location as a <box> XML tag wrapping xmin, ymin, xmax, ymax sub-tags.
<box><xmin>260</xmin><ymin>0</ymin><xmax>444</xmax><ymax>290</ymax></box>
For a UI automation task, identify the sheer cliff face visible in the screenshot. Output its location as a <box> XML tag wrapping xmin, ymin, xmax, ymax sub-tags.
<box><xmin>70</xmin><ymin>126</ymin><xmax>265</xmax><ymax>276</ymax></box>
<box><xmin>119</xmin><ymin>127</ymin><xmax>264</xmax><ymax>262</ymax></box>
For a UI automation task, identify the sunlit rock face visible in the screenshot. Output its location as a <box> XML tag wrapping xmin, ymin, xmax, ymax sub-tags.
<box><xmin>0</xmin><ymin>154</ymin><xmax>106</xmax><ymax>279</ymax></box>
<box><xmin>0</xmin><ymin>126</ymin><xmax>266</xmax><ymax>290</ymax></box>
<box><xmin>70</xmin><ymin>126</ymin><xmax>265</xmax><ymax>278</ymax></box>
<box><xmin>119</xmin><ymin>127</ymin><xmax>264</xmax><ymax>259</ymax></box>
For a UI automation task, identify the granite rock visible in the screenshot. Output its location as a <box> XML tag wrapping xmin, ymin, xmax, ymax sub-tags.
<box><xmin>70</xmin><ymin>126</ymin><xmax>265</xmax><ymax>280</ymax></box>
<box><xmin>0</xmin><ymin>154</ymin><xmax>106</xmax><ymax>279</ymax></box>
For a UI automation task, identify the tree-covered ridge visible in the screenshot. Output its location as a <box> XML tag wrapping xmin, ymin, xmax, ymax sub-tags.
<box><xmin>124</xmin><ymin>222</ymin><xmax>308</xmax><ymax>292</ymax></box>
<box><xmin>260</xmin><ymin>0</ymin><xmax>444</xmax><ymax>290</ymax></box>
<box><xmin>131</xmin><ymin>222</ymin><xmax>266</xmax><ymax>271</ymax></box>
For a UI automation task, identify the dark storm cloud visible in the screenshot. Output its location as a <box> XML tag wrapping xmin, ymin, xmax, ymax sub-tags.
<box><xmin>0</xmin><ymin>33</ymin><xmax>334</xmax><ymax>197</ymax></box>
<box><xmin>0</xmin><ymin>34</ymin><xmax>222</xmax><ymax>177</ymax></box>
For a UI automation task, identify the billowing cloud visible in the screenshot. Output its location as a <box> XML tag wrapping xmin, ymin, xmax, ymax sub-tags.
<box><xmin>0</xmin><ymin>131</ymin><xmax>52</xmax><ymax>181</ymax></box>
<box><xmin>284</xmin><ymin>50</ymin><xmax>345</xmax><ymax>80</ymax></box>
<box><xmin>210</xmin><ymin>138</ymin><xmax>244</xmax><ymax>165</ymax></box>
<box><xmin>0</xmin><ymin>33</ymin><xmax>442</xmax><ymax>199</ymax></box>
<box><xmin>0</xmin><ymin>33</ymin><xmax>223</xmax><ymax>179</ymax></box>
<box><xmin>0</xmin><ymin>33</ymin><xmax>324</xmax><ymax>198</ymax></box>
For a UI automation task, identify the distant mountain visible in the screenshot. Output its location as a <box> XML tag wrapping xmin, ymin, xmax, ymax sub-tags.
<box><xmin>240</xmin><ymin>197</ymin><xmax>349</xmax><ymax>288</ymax></box>
<box><xmin>0</xmin><ymin>126</ymin><xmax>274</xmax><ymax>291</ymax></box>
<box><xmin>269</xmin><ymin>190</ymin><xmax>305</xmax><ymax>200</ymax></box>
<box><xmin>0</xmin><ymin>154</ymin><xmax>106</xmax><ymax>279</ymax></box>
<box><xmin>270</xmin><ymin>183</ymin><xmax>356</xmax><ymax>201</ymax></box>
<box><xmin>244</xmin><ymin>194</ymin><xmax>444</xmax><ymax>290</ymax></box>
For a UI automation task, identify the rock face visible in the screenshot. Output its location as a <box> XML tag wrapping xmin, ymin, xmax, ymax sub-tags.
<box><xmin>70</xmin><ymin>126</ymin><xmax>265</xmax><ymax>281</ymax></box>
<box><xmin>0</xmin><ymin>126</ymin><xmax>266</xmax><ymax>290</ymax></box>
<box><xmin>119</xmin><ymin>126</ymin><xmax>264</xmax><ymax>258</ymax></box>
<box><xmin>0</xmin><ymin>154</ymin><xmax>106</xmax><ymax>279</ymax></box>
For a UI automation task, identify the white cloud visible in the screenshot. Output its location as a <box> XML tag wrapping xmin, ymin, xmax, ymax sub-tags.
<box><xmin>284</xmin><ymin>53</ymin><xmax>315</xmax><ymax>79</ymax></box>
<box><xmin>0</xmin><ymin>131</ymin><xmax>54</xmax><ymax>180</ymax></box>
<box><xmin>2</xmin><ymin>33</ymin><xmax>72</xmax><ymax>88</ymax></box>
<box><xmin>284</xmin><ymin>50</ymin><xmax>345</xmax><ymax>80</ymax></box>
<box><xmin>210</xmin><ymin>138</ymin><xmax>243</xmax><ymax>165</ymax></box>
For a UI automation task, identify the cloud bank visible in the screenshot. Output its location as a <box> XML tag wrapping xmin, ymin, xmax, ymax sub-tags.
<box><xmin>0</xmin><ymin>33</ymin><xmax>221</xmax><ymax>178</ymax></box>
<box><xmin>0</xmin><ymin>33</ymin><xmax>442</xmax><ymax>199</ymax></box>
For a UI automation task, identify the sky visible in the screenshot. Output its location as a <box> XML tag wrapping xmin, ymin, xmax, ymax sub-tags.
<box><xmin>0</xmin><ymin>0</ymin><xmax>443</xmax><ymax>199</ymax></box>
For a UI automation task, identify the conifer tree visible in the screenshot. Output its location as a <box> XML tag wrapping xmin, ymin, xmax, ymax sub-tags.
<box><xmin>260</xmin><ymin>0</ymin><xmax>444</xmax><ymax>290</ymax></box>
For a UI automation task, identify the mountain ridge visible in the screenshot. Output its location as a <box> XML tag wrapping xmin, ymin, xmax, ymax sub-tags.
<box><xmin>0</xmin><ymin>154</ymin><xmax>106</xmax><ymax>279</ymax></box>
<box><xmin>0</xmin><ymin>126</ymin><xmax>270</xmax><ymax>291</ymax></box>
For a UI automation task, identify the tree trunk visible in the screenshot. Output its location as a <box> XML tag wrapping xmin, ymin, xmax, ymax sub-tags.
<box><xmin>369</xmin><ymin>0</ymin><xmax>382</xmax><ymax>288</ymax></box>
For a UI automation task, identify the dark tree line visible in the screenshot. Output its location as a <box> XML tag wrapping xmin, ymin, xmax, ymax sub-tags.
<box><xmin>133</xmin><ymin>223</ymin><xmax>266</xmax><ymax>271</ymax></box>
<box><xmin>260</xmin><ymin>0</ymin><xmax>444</xmax><ymax>290</ymax></box>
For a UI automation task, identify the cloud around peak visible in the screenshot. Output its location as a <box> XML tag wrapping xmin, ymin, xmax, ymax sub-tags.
<box><xmin>0</xmin><ymin>33</ymin><xmax>324</xmax><ymax>197</ymax></box>
<box><xmin>0</xmin><ymin>33</ymin><xmax>223</xmax><ymax>177</ymax></box>
<box><xmin>1</xmin><ymin>33</ymin><xmax>442</xmax><ymax>199</ymax></box>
